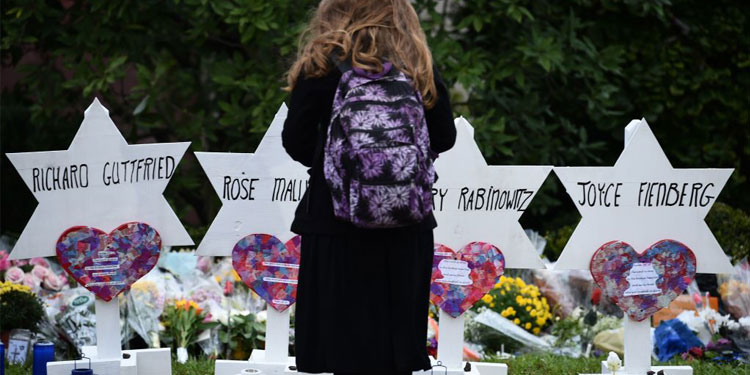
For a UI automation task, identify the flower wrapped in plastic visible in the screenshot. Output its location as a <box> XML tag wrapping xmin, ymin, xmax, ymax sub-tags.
<box><xmin>718</xmin><ymin>258</ymin><xmax>750</xmax><ymax>319</ymax></box>
<box><xmin>477</xmin><ymin>275</ymin><xmax>553</xmax><ymax>335</ymax></box>
<box><xmin>125</xmin><ymin>271</ymin><xmax>167</xmax><ymax>347</ymax></box>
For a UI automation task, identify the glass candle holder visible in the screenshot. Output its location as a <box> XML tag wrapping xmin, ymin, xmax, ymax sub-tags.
<box><xmin>32</xmin><ymin>342</ymin><xmax>54</xmax><ymax>375</ymax></box>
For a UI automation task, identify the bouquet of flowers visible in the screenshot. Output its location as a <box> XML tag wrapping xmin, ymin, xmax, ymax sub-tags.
<box><xmin>162</xmin><ymin>299</ymin><xmax>217</xmax><ymax>363</ymax></box>
<box><xmin>477</xmin><ymin>276</ymin><xmax>553</xmax><ymax>335</ymax></box>
<box><xmin>2</xmin><ymin>253</ymin><xmax>69</xmax><ymax>294</ymax></box>
<box><xmin>0</xmin><ymin>281</ymin><xmax>45</xmax><ymax>336</ymax></box>
<box><xmin>126</xmin><ymin>278</ymin><xmax>166</xmax><ymax>347</ymax></box>
<box><xmin>718</xmin><ymin>259</ymin><xmax>750</xmax><ymax>319</ymax></box>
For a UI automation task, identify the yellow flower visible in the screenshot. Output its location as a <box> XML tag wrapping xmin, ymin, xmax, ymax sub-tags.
<box><xmin>0</xmin><ymin>281</ymin><xmax>33</xmax><ymax>296</ymax></box>
<box><xmin>536</xmin><ymin>317</ymin><xmax>546</xmax><ymax>326</ymax></box>
<box><xmin>533</xmin><ymin>327</ymin><xmax>541</xmax><ymax>335</ymax></box>
<box><xmin>500</xmin><ymin>290</ymin><xmax>506</xmax><ymax>296</ymax></box>
<box><xmin>525</xmin><ymin>305</ymin><xmax>531</xmax><ymax>312</ymax></box>
<box><xmin>525</xmin><ymin>322</ymin><xmax>532</xmax><ymax>330</ymax></box>
<box><xmin>232</xmin><ymin>270</ymin><xmax>241</xmax><ymax>282</ymax></box>
<box><xmin>513</xmin><ymin>318</ymin><xmax>521</xmax><ymax>325</ymax></box>
<box><xmin>481</xmin><ymin>294</ymin><xmax>493</xmax><ymax>304</ymax></box>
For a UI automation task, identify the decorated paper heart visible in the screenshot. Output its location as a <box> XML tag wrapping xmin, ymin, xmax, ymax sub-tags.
<box><xmin>232</xmin><ymin>234</ymin><xmax>301</xmax><ymax>312</ymax></box>
<box><xmin>590</xmin><ymin>239</ymin><xmax>696</xmax><ymax>321</ymax></box>
<box><xmin>56</xmin><ymin>222</ymin><xmax>161</xmax><ymax>301</ymax></box>
<box><xmin>430</xmin><ymin>242</ymin><xmax>505</xmax><ymax>318</ymax></box>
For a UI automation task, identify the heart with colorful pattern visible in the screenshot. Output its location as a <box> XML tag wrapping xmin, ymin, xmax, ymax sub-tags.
<box><xmin>56</xmin><ymin>222</ymin><xmax>161</xmax><ymax>301</ymax></box>
<box><xmin>232</xmin><ymin>234</ymin><xmax>301</xmax><ymax>312</ymax></box>
<box><xmin>430</xmin><ymin>242</ymin><xmax>505</xmax><ymax>318</ymax></box>
<box><xmin>590</xmin><ymin>239</ymin><xmax>696</xmax><ymax>321</ymax></box>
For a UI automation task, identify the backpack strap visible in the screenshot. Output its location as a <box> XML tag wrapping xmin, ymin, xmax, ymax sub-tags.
<box><xmin>329</xmin><ymin>53</ymin><xmax>352</xmax><ymax>73</ymax></box>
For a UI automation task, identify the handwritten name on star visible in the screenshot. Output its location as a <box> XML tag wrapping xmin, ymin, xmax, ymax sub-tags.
<box><xmin>29</xmin><ymin>156</ymin><xmax>178</xmax><ymax>193</ymax></box>
<box><xmin>572</xmin><ymin>180</ymin><xmax>717</xmax><ymax>208</ymax></box>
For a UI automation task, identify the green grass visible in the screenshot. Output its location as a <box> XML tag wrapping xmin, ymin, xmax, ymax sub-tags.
<box><xmin>494</xmin><ymin>353</ymin><xmax>748</xmax><ymax>375</ymax></box>
<box><xmin>5</xmin><ymin>354</ymin><xmax>747</xmax><ymax>374</ymax></box>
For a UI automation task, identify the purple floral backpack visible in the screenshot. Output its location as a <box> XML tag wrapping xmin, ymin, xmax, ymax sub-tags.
<box><xmin>323</xmin><ymin>62</ymin><xmax>436</xmax><ymax>228</ymax></box>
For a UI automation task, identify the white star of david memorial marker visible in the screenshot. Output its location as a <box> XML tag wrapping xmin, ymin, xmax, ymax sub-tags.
<box><xmin>431</xmin><ymin>118</ymin><xmax>550</xmax><ymax>374</ymax></box>
<box><xmin>196</xmin><ymin>104</ymin><xmax>308</xmax><ymax>371</ymax></box>
<box><xmin>6</xmin><ymin>98</ymin><xmax>193</xmax><ymax>260</ymax></box>
<box><xmin>6</xmin><ymin>98</ymin><xmax>190</xmax><ymax>368</ymax></box>
<box><xmin>553</xmin><ymin>119</ymin><xmax>733</xmax><ymax>274</ymax></box>
<box><xmin>195</xmin><ymin>104</ymin><xmax>308</xmax><ymax>256</ymax></box>
<box><xmin>432</xmin><ymin>117</ymin><xmax>550</xmax><ymax>269</ymax></box>
<box><xmin>554</xmin><ymin>118</ymin><xmax>733</xmax><ymax>375</ymax></box>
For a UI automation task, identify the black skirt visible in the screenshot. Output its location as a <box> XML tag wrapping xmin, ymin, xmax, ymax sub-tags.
<box><xmin>294</xmin><ymin>229</ymin><xmax>435</xmax><ymax>374</ymax></box>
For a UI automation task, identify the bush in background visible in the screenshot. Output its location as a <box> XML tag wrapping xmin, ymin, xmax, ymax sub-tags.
<box><xmin>2</xmin><ymin>0</ymin><xmax>748</xmax><ymax>237</ymax></box>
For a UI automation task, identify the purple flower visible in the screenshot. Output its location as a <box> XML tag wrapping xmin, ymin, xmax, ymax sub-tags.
<box><xmin>350</xmin><ymin>132</ymin><xmax>374</xmax><ymax>148</ymax></box>
<box><xmin>361</xmin><ymin>153</ymin><xmax>385</xmax><ymax>179</ymax></box>
<box><xmin>391</xmin><ymin>152</ymin><xmax>416</xmax><ymax>180</ymax></box>
<box><xmin>367</xmin><ymin>189</ymin><xmax>393</xmax><ymax>218</ymax></box>
<box><xmin>386</xmin><ymin>186</ymin><xmax>411</xmax><ymax>208</ymax></box>
<box><xmin>360</xmin><ymin>85</ymin><xmax>387</xmax><ymax>101</ymax></box>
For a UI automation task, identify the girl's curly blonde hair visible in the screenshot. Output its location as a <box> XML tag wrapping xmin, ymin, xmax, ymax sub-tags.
<box><xmin>285</xmin><ymin>0</ymin><xmax>437</xmax><ymax>108</ymax></box>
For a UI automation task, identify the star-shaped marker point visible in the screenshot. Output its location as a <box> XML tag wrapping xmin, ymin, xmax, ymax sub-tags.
<box><xmin>432</xmin><ymin>118</ymin><xmax>551</xmax><ymax>269</ymax></box>
<box><xmin>196</xmin><ymin>104</ymin><xmax>309</xmax><ymax>256</ymax></box>
<box><xmin>6</xmin><ymin>98</ymin><xmax>193</xmax><ymax>260</ymax></box>
<box><xmin>553</xmin><ymin>119</ymin><xmax>734</xmax><ymax>273</ymax></box>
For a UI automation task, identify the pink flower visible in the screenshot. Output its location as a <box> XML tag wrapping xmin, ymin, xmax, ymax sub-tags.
<box><xmin>30</xmin><ymin>257</ymin><xmax>51</xmax><ymax>268</ymax></box>
<box><xmin>0</xmin><ymin>250</ymin><xmax>10</xmax><ymax>271</ymax></box>
<box><xmin>23</xmin><ymin>273</ymin><xmax>40</xmax><ymax>289</ymax></box>
<box><xmin>31</xmin><ymin>265</ymin><xmax>49</xmax><ymax>280</ymax></box>
<box><xmin>224</xmin><ymin>280</ymin><xmax>234</xmax><ymax>296</ymax></box>
<box><xmin>196</xmin><ymin>256</ymin><xmax>211</xmax><ymax>274</ymax></box>
<box><xmin>43</xmin><ymin>272</ymin><xmax>65</xmax><ymax>291</ymax></box>
<box><xmin>5</xmin><ymin>266</ymin><xmax>24</xmax><ymax>283</ymax></box>
<box><xmin>11</xmin><ymin>259</ymin><xmax>28</xmax><ymax>267</ymax></box>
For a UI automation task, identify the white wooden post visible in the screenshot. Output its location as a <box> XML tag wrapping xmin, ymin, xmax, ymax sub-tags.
<box><xmin>623</xmin><ymin>318</ymin><xmax>651</xmax><ymax>374</ymax></box>
<box><xmin>620</xmin><ymin>121</ymin><xmax>652</xmax><ymax>374</ymax></box>
<box><xmin>264</xmin><ymin>308</ymin><xmax>290</xmax><ymax>363</ymax></box>
<box><xmin>95</xmin><ymin>298</ymin><xmax>122</xmax><ymax>360</ymax></box>
<box><xmin>436</xmin><ymin>310</ymin><xmax>464</xmax><ymax>369</ymax></box>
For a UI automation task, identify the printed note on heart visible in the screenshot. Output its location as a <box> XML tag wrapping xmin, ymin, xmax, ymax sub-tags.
<box><xmin>56</xmin><ymin>222</ymin><xmax>162</xmax><ymax>301</ymax></box>
<box><xmin>430</xmin><ymin>242</ymin><xmax>505</xmax><ymax>318</ymax></box>
<box><xmin>590</xmin><ymin>239</ymin><xmax>696</xmax><ymax>321</ymax></box>
<box><xmin>232</xmin><ymin>234</ymin><xmax>301</xmax><ymax>312</ymax></box>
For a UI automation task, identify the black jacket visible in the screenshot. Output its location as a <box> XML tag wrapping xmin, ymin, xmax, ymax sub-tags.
<box><xmin>282</xmin><ymin>66</ymin><xmax>456</xmax><ymax>234</ymax></box>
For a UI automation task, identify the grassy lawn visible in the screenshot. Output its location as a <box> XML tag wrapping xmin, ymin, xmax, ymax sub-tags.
<box><xmin>5</xmin><ymin>354</ymin><xmax>747</xmax><ymax>374</ymax></box>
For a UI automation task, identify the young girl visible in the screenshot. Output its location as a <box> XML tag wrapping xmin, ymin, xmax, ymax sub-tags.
<box><xmin>282</xmin><ymin>1</ymin><xmax>456</xmax><ymax>374</ymax></box>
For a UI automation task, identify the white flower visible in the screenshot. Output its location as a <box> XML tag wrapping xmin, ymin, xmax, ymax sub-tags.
<box><xmin>606</xmin><ymin>352</ymin><xmax>621</xmax><ymax>374</ymax></box>
<box><xmin>724</xmin><ymin>319</ymin><xmax>740</xmax><ymax>331</ymax></box>
<box><xmin>740</xmin><ymin>316</ymin><xmax>750</xmax><ymax>329</ymax></box>
<box><xmin>570</xmin><ymin>307</ymin><xmax>583</xmax><ymax>320</ymax></box>
<box><xmin>256</xmin><ymin>310</ymin><xmax>267</xmax><ymax>323</ymax></box>
<box><xmin>676</xmin><ymin>310</ymin><xmax>704</xmax><ymax>332</ymax></box>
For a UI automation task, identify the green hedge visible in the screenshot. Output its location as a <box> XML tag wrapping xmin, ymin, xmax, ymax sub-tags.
<box><xmin>1</xmin><ymin>0</ymin><xmax>748</xmax><ymax>237</ymax></box>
